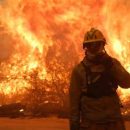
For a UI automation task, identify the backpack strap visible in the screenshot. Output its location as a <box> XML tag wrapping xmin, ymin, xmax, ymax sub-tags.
<box><xmin>81</xmin><ymin>61</ymin><xmax>91</xmax><ymax>86</ymax></box>
<box><xmin>81</xmin><ymin>56</ymin><xmax>118</xmax><ymax>98</ymax></box>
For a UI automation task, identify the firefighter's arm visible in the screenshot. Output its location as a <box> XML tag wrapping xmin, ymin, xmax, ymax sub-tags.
<box><xmin>111</xmin><ymin>59</ymin><xmax>130</xmax><ymax>88</ymax></box>
<box><xmin>69</xmin><ymin>66</ymin><xmax>82</xmax><ymax>130</ymax></box>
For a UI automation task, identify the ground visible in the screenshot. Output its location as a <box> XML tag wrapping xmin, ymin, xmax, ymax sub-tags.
<box><xmin>0</xmin><ymin>117</ymin><xmax>130</xmax><ymax>130</ymax></box>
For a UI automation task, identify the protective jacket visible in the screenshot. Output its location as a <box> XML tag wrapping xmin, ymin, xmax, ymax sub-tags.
<box><xmin>69</xmin><ymin>53</ymin><xmax>130</xmax><ymax>130</ymax></box>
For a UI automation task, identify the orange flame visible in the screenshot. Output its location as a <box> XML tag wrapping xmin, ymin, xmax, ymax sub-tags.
<box><xmin>0</xmin><ymin>0</ymin><xmax>130</xmax><ymax>103</ymax></box>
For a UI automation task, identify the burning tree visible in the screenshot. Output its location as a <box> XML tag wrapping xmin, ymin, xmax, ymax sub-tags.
<box><xmin>0</xmin><ymin>0</ymin><xmax>130</xmax><ymax>117</ymax></box>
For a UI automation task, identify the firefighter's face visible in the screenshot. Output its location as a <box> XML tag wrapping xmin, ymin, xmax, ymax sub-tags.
<box><xmin>84</xmin><ymin>41</ymin><xmax>105</xmax><ymax>55</ymax></box>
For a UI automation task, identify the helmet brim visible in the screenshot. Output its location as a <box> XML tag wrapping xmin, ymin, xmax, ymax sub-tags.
<box><xmin>83</xmin><ymin>39</ymin><xmax>105</xmax><ymax>44</ymax></box>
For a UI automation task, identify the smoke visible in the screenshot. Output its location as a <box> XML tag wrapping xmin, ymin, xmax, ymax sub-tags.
<box><xmin>0</xmin><ymin>0</ymin><xmax>4</xmax><ymax>4</ymax></box>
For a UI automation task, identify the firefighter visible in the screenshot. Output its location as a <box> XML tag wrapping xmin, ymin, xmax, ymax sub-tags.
<box><xmin>69</xmin><ymin>28</ymin><xmax>130</xmax><ymax>130</ymax></box>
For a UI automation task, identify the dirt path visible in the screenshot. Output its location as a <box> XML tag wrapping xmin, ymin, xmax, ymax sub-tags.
<box><xmin>0</xmin><ymin>117</ymin><xmax>130</xmax><ymax>130</ymax></box>
<box><xmin>0</xmin><ymin>117</ymin><xmax>69</xmax><ymax>130</ymax></box>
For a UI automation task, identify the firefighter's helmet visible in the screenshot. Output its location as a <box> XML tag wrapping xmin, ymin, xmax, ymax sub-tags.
<box><xmin>83</xmin><ymin>28</ymin><xmax>106</xmax><ymax>49</ymax></box>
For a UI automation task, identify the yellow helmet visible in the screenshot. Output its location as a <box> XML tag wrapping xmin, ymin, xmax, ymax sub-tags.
<box><xmin>83</xmin><ymin>28</ymin><xmax>106</xmax><ymax>49</ymax></box>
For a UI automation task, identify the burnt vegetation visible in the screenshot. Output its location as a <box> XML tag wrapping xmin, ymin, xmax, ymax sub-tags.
<box><xmin>0</xmin><ymin>31</ymin><xmax>79</xmax><ymax>118</ymax></box>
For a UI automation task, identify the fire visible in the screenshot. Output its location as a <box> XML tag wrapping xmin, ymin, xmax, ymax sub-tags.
<box><xmin>111</xmin><ymin>39</ymin><xmax>123</xmax><ymax>56</ymax></box>
<box><xmin>0</xmin><ymin>0</ymin><xmax>130</xmax><ymax>104</ymax></box>
<box><xmin>102</xmin><ymin>0</ymin><xmax>130</xmax><ymax>102</ymax></box>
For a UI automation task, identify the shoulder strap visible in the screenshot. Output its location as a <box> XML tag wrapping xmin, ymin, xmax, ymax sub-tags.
<box><xmin>81</xmin><ymin>61</ymin><xmax>92</xmax><ymax>86</ymax></box>
<box><xmin>101</xmin><ymin>54</ymin><xmax>113</xmax><ymax>69</ymax></box>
